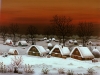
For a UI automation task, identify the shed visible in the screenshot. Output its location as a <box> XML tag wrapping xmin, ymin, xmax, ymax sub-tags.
<box><xmin>49</xmin><ymin>45</ymin><xmax>70</xmax><ymax>58</ymax></box>
<box><xmin>4</xmin><ymin>39</ymin><xmax>13</xmax><ymax>45</ymax></box>
<box><xmin>8</xmin><ymin>49</ymin><xmax>19</xmax><ymax>55</ymax></box>
<box><xmin>27</xmin><ymin>45</ymin><xmax>47</xmax><ymax>56</ymax></box>
<box><xmin>70</xmin><ymin>47</ymin><xmax>94</xmax><ymax>60</ymax></box>
<box><xmin>16</xmin><ymin>41</ymin><xmax>28</xmax><ymax>46</ymax></box>
<box><xmin>92</xmin><ymin>47</ymin><xmax>100</xmax><ymax>58</ymax></box>
<box><xmin>68</xmin><ymin>40</ymin><xmax>73</xmax><ymax>44</ymax></box>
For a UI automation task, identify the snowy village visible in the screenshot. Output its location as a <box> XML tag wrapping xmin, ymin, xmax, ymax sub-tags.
<box><xmin>0</xmin><ymin>0</ymin><xmax>100</xmax><ymax>75</ymax></box>
<box><xmin>0</xmin><ymin>26</ymin><xmax>100</xmax><ymax>75</ymax></box>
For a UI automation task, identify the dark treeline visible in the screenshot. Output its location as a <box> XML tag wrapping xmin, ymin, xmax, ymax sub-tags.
<box><xmin>0</xmin><ymin>15</ymin><xmax>99</xmax><ymax>46</ymax></box>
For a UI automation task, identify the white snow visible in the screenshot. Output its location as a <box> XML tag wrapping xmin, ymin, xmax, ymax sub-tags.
<box><xmin>62</xmin><ymin>47</ymin><xmax>70</xmax><ymax>55</ymax></box>
<box><xmin>0</xmin><ymin>55</ymin><xmax>100</xmax><ymax>75</ymax></box>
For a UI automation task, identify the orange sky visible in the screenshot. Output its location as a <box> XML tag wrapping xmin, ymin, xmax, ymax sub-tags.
<box><xmin>1</xmin><ymin>0</ymin><xmax>100</xmax><ymax>25</ymax></box>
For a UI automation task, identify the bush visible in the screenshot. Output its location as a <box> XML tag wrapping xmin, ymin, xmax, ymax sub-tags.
<box><xmin>66</xmin><ymin>70</ymin><xmax>74</xmax><ymax>75</ymax></box>
<box><xmin>42</xmin><ymin>67</ymin><xmax>49</xmax><ymax>74</ymax></box>
<box><xmin>24</xmin><ymin>64</ymin><xmax>34</xmax><ymax>73</ymax></box>
<box><xmin>0</xmin><ymin>62</ymin><xmax>7</xmax><ymax>73</ymax></box>
<box><xmin>87</xmin><ymin>68</ymin><xmax>95</xmax><ymax>74</ymax></box>
<box><xmin>58</xmin><ymin>68</ymin><xmax>65</xmax><ymax>74</ymax></box>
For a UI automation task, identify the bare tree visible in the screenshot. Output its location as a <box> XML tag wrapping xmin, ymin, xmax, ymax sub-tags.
<box><xmin>0</xmin><ymin>26</ymin><xmax>8</xmax><ymax>43</ymax></box>
<box><xmin>11</xmin><ymin>56</ymin><xmax>23</xmax><ymax>73</ymax></box>
<box><xmin>77</xmin><ymin>22</ymin><xmax>94</xmax><ymax>46</ymax></box>
<box><xmin>17</xmin><ymin>34</ymin><xmax>23</xmax><ymax>41</ymax></box>
<box><xmin>27</xmin><ymin>25</ymin><xmax>37</xmax><ymax>45</ymax></box>
<box><xmin>9</xmin><ymin>24</ymin><xmax>19</xmax><ymax>45</ymax></box>
<box><xmin>51</xmin><ymin>15</ymin><xmax>73</xmax><ymax>46</ymax></box>
<box><xmin>43</xmin><ymin>25</ymin><xmax>55</xmax><ymax>39</ymax></box>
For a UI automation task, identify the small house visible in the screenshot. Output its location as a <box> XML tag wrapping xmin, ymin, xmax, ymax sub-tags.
<box><xmin>73</xmin><ymin>40</ymin><xmax>78</xmax><ymax>45</ymax></box>
<box><xmin>70</xmin><ymin>47</ymin><xmax>94</xmax><ymax>60</ymax></box>
<box><xmin>16</xmin><ymin>41</ymin><xmax>28</xmax><ymax>46</ymax></box>
<box><xmin>92</xmin><ymin>47</ymin><xmax>100</xmax><ymax>58</ymax></box>
<box><xmin>49</xmin><ymin>45</ymin><xmax>70</xmax><ymax>58</ymax></box>
<box><xmin>52</xmin><ymin>38</ymin><xmax>55</xmax><ymax>41</ymax></box>
<box><xmin>8</xmin><ymin>49</ymin><xmax>19</xmax><ymax>55</ymax></box>
<box><xmin>27</xmin><ymin>45</ymin><xmax>47</xmax><ymax>56</ymax></box>
<box><xmin>47</xmin><ymin>43</ymin><xmax>53</xmax><ymax>50</ymax></box>
<box><xmin>4</xmin><ymin>39</ymin><xmax>13</xmax><ymax>45</ymax></box>
<box><xmin>68</xmin><ymin>40</ymin><xmax>73</xmax><ymax>44</ymax></box>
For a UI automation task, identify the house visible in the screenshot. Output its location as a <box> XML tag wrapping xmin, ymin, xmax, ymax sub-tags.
<box><xmin>73</xmin><ymin>40</ymin><xmax>78</xmax><ymax>45</ymax></box>
<box><xmin>27</xmin><ymin>45</ymin><xmax>47</xmax><ymax>56</ymax></box>
<box><xmin>4</xmin><ymin>39</ymin><xmax>13</xmax><ymax>45</ymax></box>
<box><xmin>52</xmin><ymin>38</ymin><xmax>55</xmax><ymax>41</ymax></box>
<box><xmin>47</xmin><ymin>43</ymin><xmax>53</xmax><ymax>50</ymax></box>
<box><xmin>70</xmin><ymin>47</ymin><xmax>94</xmax><ymax>60</ymax></box>
<box><xmin>92</xmin><ymin>47</ymin><xmax>100</xmax><ymax>58</ymax></box>
<box><xmin>68</xmin><ymin>40</ymin><xmax>73</xmax><ymax>44</ymax></box>
<box><xmin>49</xmin><ymin>45</ymin><xmax>70</xmax><ymax>59</ymax></box>
<box><xmin>16</xmin><ymin>41</ymin><xmax>28</xmax><ymax>46</ymax></box>
<box><xmin>8</xmin><ymin>49</ymin><xmax>19</xmax><ymax>55</ymax></box>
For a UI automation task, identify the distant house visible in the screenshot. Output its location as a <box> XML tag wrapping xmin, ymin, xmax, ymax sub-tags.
<box><xmin>16</xmin><ymin>41</ymin><xmax>28</xmax><ymax>46</ymax></box>
<box><xmin>8</xmin><ymin>49</ymin><xmax>19</xmax><ymax>55</ymax></box>
<box><xmin>4</xmin><ymin>39</ymin><xmax>13</xmax><ymax>46</ymax></box>
<box><xmin>87</xmin><ymin>41</ymin><xmax>92</xmax><ymax>45</ymax></box>
<box><xmin>68</xmin><ymin>40</ymin><xmax>73</xmax><ymax>44</ymax></box>
<box><xmin>73</xmin><ymin>40</ymin><xmax>78</xmax><ymax>45</ymax></box>
<box><xmin>47</xmin><ymin>43</ymin><xmax>53</xmax><ymax>50</ymax></box>
<box><xmin>52</xmin><ymin>38</ymin><xmax>55</xmax><ymax>41</ymax></box>
<box><xmin>27</xmin><ymin>45</ymin><xmax>47</xmax><ymax>56</ymax></box>
<box><xmin>49</xmin><ymin>45</ymin><xmax>70</xmax><ymax>59</ymax></box>
<box><xmin>44</xmin><ymin>37</ymin><xmax>47</xmax><ymax>40</ymax></box>
<box><xmin>70</xmin><ymin>47</ymin><xmax>94</xmax><ymax>60</ymax></box>
<box><xmin>92</xmin><ymin>47</ymin><xmax>100</xmax><ymax>58</ymax></box>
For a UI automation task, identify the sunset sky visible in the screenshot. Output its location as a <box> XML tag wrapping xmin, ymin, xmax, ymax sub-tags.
<box><xmin>0</xmin><ymin>0</ymin><xmax>100</xmax><ymax>26</ymax></box>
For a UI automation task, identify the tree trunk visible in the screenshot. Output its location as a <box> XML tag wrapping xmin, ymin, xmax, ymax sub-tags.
<box><xmin>63</xmin><ymin>36</ymin><xmax>65</xmax><ymax>46</ymax></box>
<box><xmin>13</xmin><ymin>35</ymin><xmax>16</xmax><ymax>45</ymax></box>
<box><xmin>14</xmin><ymin>67</ymin><xmax>18</xmax><ymax>73</ymax></box>
<box><xmin>3</xmin><ymin>36</ymin><xmax>6</xmax><ymax>43</ymax></box>
<box><xmin>31</xmin><ymin>38</ymin><xmax>34</xmax><ymax>45</ymax></box>
<box><xmin>83</xmin><ymin>38</ymin><xmax>86</xmax><ymax>47</ymax></box>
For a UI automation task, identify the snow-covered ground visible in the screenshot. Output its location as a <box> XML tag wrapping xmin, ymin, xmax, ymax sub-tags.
<box><xmin>0</xmin><ymin>38</ymin><xmax>100</xmax><ymax>75</ymax></box>
<box><xmin>0</xmin><ymin>55</ymin><xmax>100</xmax><ymax>75</ymax></box>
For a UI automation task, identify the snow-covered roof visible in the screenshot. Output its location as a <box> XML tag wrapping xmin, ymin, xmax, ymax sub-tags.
<box><xmin>52</xmin><ymin>38</ymin><xmax>55</xmax><ymax>41</ymax></box>
<box><xmin>44</xmin><ymin>37</ymin><xmax>47</xmax><ymax>40</ymax></box>
<box><xmin>69</xmin><ymin>40</ymin><xmax>73</xmax><ymax>43</ymax></box>
<box><xmin>73</xmin><ymin>40</ymin><xmax>77</xmax><ymax>43</ymax></box>
<box><xmin>4</xmin><ymin>39</ymin><xmax>13</xmax><ymax>44</ymax></box>
<box><xmin>8</xmin><ymin>49</ymin><xmax>19</xmax><ymax>54</ymax></box>
<box><xmin>16</xmin><ymin>41</ymin><xmax>28</xmax><ymax>46</ymax></box>
<box><xmin>90</xmin><ymin>46</ymin><xmax>100</xmax><ymax>52</ymax></box>
<box><xmin>48</xmin><ymin>43</ymin><xmax>53</xmax><ymax>47</ymax></box>
<box><xmin>88</xmin><ymin>41</ymin><xmax>92</xmax><ymax>44</ymax></box>
<box><xmin>46</xmin><ymin>49</ymin><xmax>50</xmax><ymax>52</ymax></box>
<box><xmin>27</xmin><ymin>45</ymin><xmax>47</xmax><ymax>54</ymax></box>
<box><xmin>92</xmin><ymin>48</ymin><xmax>100</xmax><ymax>53</ymax></box>
<box><xmin>49</xmin><ymin>44</ymin><xmax>70</xmax><ymax>55</ymax></box>
<box><xmin>70</xmin><ymin>47</ymin><xmax>94</xmax><ymax>58</ymax></box>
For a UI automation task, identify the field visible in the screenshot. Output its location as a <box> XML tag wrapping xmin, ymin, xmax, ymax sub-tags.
<box><xmin>0</xmin><ymin>37</ymin><xmax>100</xmax><ymax>75</ymax></box>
